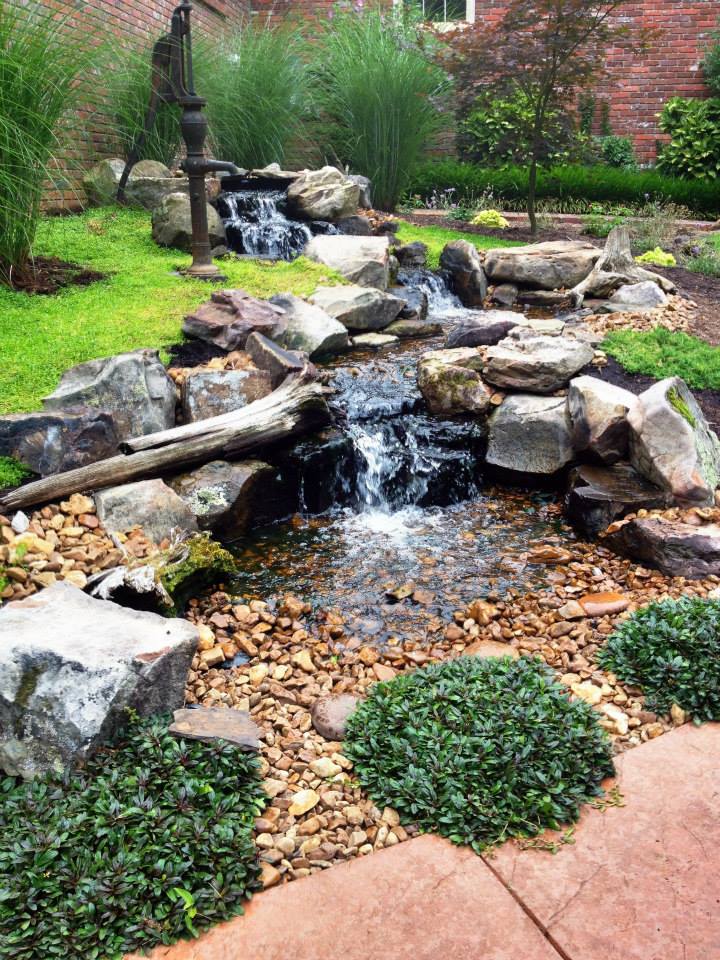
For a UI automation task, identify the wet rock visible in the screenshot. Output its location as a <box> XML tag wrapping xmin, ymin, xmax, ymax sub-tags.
<box><xmin>180</xmin><ymin>368</ymin><xmax>273</xmax><ymax>422</ymax></box>
<box><xmin>183</xmin><ymin>289</ymin><xmax>287</xmax><ymax>351</ymax></box>
<box><xmin>483</xmin><ymin>240</ymin><xmax>601</xmax><ymax>290</ymax></box>
<box><xmin>568</xmin><ymin>375</ymin><xmax>637</xmax><ymax>463</ymax></box>
<box><xmin>269</xmin><ymin>293</ymin><xmax>349</xmax><ymax>359</ymax></box>
<box><xmin>311</xmin><ymin>694</ymin><xmax>361</xmax><ymax>740</ymax></box>
<box><xmin>604</xmin><ymin>517</ymin><xmax>720</xmax><ymax>579</ymax></box>
<box><xmin>609</xmin><ymin>281</ymin><xmax>668</xmax><ymax>309</ymax></box>
<box><xmin>352</xmin><ymin>332</ymin><xmax>399</xmax><ymax>348</ymax></box>
<box><xmin>0</xmin><ymin>582</ymin><xmax>197</xmax><ymax>779</ymax></box>
<box><xmin>417</xmin><ymin>351</ymin><xmax>492</xmax><ymax>416</ymax></box>
<box><xmin>565</xmin><ymin>462</ymin><xmax>671</xmax><ymax>538</ymax></box>
<box><xmin>491</xmin><ymin>283</ymin><xmax>519</xmax><ymax>307</ymax></box>
<box><xmin>484</xmin><ymin>336</ymin><xmax>594</xmax><ymax>394</ymax></box>
<box><xmin>393</xmin><ymin>242</ymin><xmax>428</xmax><ymax>269</ymax></box>
<box><xmin>169</xmin><ymin>706</ymin><xmax>261</xmax><ymax>750</ymax></box>
<box><xmin>628</xmin><ymin>377</ymin><xmax>720</xmax><ymax>505</ymax></box>
<box><xmin>245</xmin><ymin>332</ymin><xmax>307</xmax><ymax>389</ymax></box>
<box><xmin>335</xmin><ymin>215</ymin><xmax>374</xmax><ymax>236</ymax></box>
<box><xmin>309</xmin><ymin>285</ymin><xmax>404</xmax><ymax>331</ymax></box>
<box><xmin>387</xmin><ymin>286</ymin><xmax>429</xmax><ymax>323</ymax></box>
<box><xmin>487</xmin><ymin>395</ymin><xmax>573</xmax><ymax>475</ymax></box>
<box><xmin>167</xmin><ymin>459</ymin><xmax>274</xmax><ymax>538</ymax></box>
<box><xmin>385</xmin><ymin>317</ymin><xmax>441</xmax><ymax>339</ymax></box>
<box><xmin>445</xmin><ymin>310</ymin><xmax>520</xmax><ymax>348</ymax></box>
<box><xmin>578</xmin><ymin>592</ymin><xmax>629</xmax><ymax>616</ymax></box>
<box><xmin>0</xmin><ymin>409</ymin><xmax>119</xmax><ymax>478</ymax></box>
<box><xmin>286</xmin><ymin>166</ymin><xmax>360</xmax><ymax>221</ymax></box>
<box><xmin>151</xmin><ymin>192</ymin><xmax>225</xmax><ymax>251</ymax></box>
<box><xmin>43</xmin><ymin>348</ymin><xmax>176</xmax><ymax>440</ymax></box>
<box><xmin>439</xmin><ymin>240</ymin><xmax>488</xmax><ymax>307</ymax></box>
<box><xmin>304</xmin><ymin>235</ymin><xmax>391</xmax><ymax>289</ymax></box>
<box><xmin>94</xmin><ymin>478</ymin><xmax>198</xmax><ymax>544</ymax></box>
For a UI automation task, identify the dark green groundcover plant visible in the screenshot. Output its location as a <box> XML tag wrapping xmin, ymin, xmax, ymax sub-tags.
<box><xmin>598</xmin><ymin>597</ymin><xmax>720</xmax><ymax>722</ymax></box>
<box><xmin>344</xmin><ymin>656</ymin><xmax>614</xmax><ymax>853</ymax></box>
<box><xmin>0</xmin><ymin>714</ymin><xmax>266</xmax><ymax>960</ymax></box>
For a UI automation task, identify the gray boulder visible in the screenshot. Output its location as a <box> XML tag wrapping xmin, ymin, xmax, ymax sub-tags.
<box><xmin>394</xmin><ymin>242</ymin><xmax>428</xmax><ymax>269</ymax></box>
<box><xmin>309</xmin><ymin>285</ymin><xmax>404</xmax><ymax>331</ymax></box>
<box><xmin>484</xmin><ymin>336</ymin><xmax>594</xmax><ymax>394</ymax></box>
<box><xmin>304</xmin><ymin>235</ymin><xmax>390</xmax><ymax>289</ymax></box>
<box><xmin>181</xmin><ymin>368</ymin><xmax>273</xmax><ymax>422</ymax></box>
<box><xmin>269</xmin><ymin>293</ymin><xmax>349</xmax><ymax>358</ymax></box>
<box><xmin>125</xmin><ymin>176</ymin><xmax>189</xmax><ymax>210</ymax></box>
<box><xmin>43</xmin><ymin>348</ymin><xmax>176</xmax><ymax>440</ymax></box>
<box><xmin>287</xmin><ymin>166</ymin><xmax>360</xmax><ymax>221</ymax></box>
<box><xmin>347</xmin><ymin>174</ymin><xmax>372</xmax><ymax>209</ymax></box>
<box><xmin>245</xmin><ymin>332</ymin><xmax>307</xmax><ymax>388</ymax></box>
<box><xmin>0</xmin><ymin>582</ymin><xmax>197</xmax><ymax>779</ymax></box>
<box><xmin>152</xmin><ymin>192</ymin><xmax>225</xmax><ymax>251</ymax></box>
<box><xmin>628</xmin><ymin>377</ymin><xmax>720</xmax><ymax>505</ymax></box>
<box><xmin>483</xmin><ymin>240</ymin><xmax>601</xmax><ymax>290</ymax></box>
<box><xmin>417</xmin><ymin>349</ymin><xmax>492</xmax><ymax>416</ymax></box>
<box><xmin>168</xmin><ymin>459</ymin><xmax>274</xmax><ymax>538</ymax></box>
<box><xmin>95</xmin><ymin>478</ymin><xmax>199</xmax><ymax>544</ymax></box>
<box><xmin>440</xmin><ymin>240</ymin><xmax>488</xmax><ymax>307</ymax></box>
<box><xmin>352</xmin><ymin>332</ymin><xmax>398</xmax><ymax>348</ymax></box>
<box><xmin>183</xmin><ymin>289</ymin><xmax>287</xmax><ymax>352</ymax></box>
<box><xmin>491</xmin><ymin>283</ymin><xmax>519</xmax><ymax>307</ymax></box>
<box><xmin>568</xmin><ymin>375</ymin><xmax>637</xmax><ymax>464</ymax></box>
<box><xmin>604</xmin><ymin>517</ymin><xmax>720</xmax><ymax>579</ymax></box>
<box><xmin>0</xmin><ymin>410</ymin><xmax>119</xmax><ymax>478</ymax></box>
<box><xmin>385</xmin><ymin>318</ymin><xmax>442</xmax><ymax>339</ymax></box>
<box><xmin>82</xmin><ymin>158</ymin><xmax>188</xmax><ymax>209</ymax></box>
<box><xmin>82</xmin><ymin>158</ymin><xmax>126</xmax><ymax>205</ymax></box>
<box><xmin>388</xmin><ymin>285</ymin><xmax>429</xmax><ymax>323</ymax></box>
<box><xmin>487</xmin><ymin>395</ymin><xmax>574</xmax><ymax>474</ymax></box>
<box><xmin>445</xmin><ymin>310</ymin><xmax>520</xmax><ymax>348</ymax></box>
<box><xmin>609</xmin><ymin>281</ymin><xmax>668</xmax><ymax>309</ymax></box>
<box><xmin>565</xmin><ymin>462</ymin><xmax>671</xmax><ymax>538</ymax></box>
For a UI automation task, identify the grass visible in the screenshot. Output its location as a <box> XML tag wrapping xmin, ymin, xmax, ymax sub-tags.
<box><xmin>395</xmin><ymin>219</ymin><xmax>520</xmax><ymax>269</ymax></box>
<box><xmin>603</xmin><ymin>328</ymin><xmax>720</xmax><ymax>391</ymax></box>
<box><xmin>0</xmin><ymin>207</ymin><xmax>341</xmax><ymax>415</ymax></box>
<box><xmin>0</xmin><ymin>456</ymin><xmax>31</xmax><ymax>489</ymax></box>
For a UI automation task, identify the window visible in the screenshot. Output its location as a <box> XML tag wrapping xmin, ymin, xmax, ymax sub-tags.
<box><xmin>407</xmin><ymin>0</ymin><xmax>474</xmax><ymax>23</ymax></box>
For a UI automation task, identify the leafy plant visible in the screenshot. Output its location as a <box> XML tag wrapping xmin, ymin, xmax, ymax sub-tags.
<box><xmin>344</xmin><ymin>655</ymin><xmax>614</xmax><ymax>853</ymax></box>
<box><xmin>582</xmin><ymin>213</ymin><xmax>627</xmax><ymax>238</ymax></box>
<box><xmin>0</xmin><ymin>713</ymin><xmax>266</xmax><ymax>959</ymax></box>
<box><xmin>635</xmin><ymin>247</ymin><xmax>676</xmax><ymax>267</ymax></box>
<box><xmin>471</xmin><ymin>209</ymin><xmax>509</xmax><ymax>229</ymax></box>
<box><xmin>0</xmin><ymin>456</ymin><xmax>31</xmax><ymax>489</ymax></box>
<box><xmin>594</xmin><ymin>134</ymin><xmax>636</xmax><ymax>169</ymax></box>
<box><xmin>703</xmin><ymin>22</ymin><xmax>720</xmax><ymax>97</ymax></box>
<box><xmin>310</xmin><ymin>8</ymin><xmax>450</xmax><ymax>210</ymax></box>
<box><xmin>657</xmin><ymin>97</ymin><xmax>720</xmax><ymax>182</ymax></box>
<box><xmin>598</xmin><ymin>598</ymin><xmax>720</xmax><ymax>721</ymax></box>
<box><xmin>603</xmin><ymin>328</ymin><xmax>720</xmax><ymax>391</ymax></box>
<box><xmin>0</xmin><ymin>0</ymin><xmax>94</xmax><ymax>284</ymax></box>
<box><xmin>685</xmin><ymin>237</ymin><xmax>720</xmax><ymax>278</ymax></box>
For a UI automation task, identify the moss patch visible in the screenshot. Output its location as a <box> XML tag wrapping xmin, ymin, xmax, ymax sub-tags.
<box><xmin>667</xmin><ymin>386</ymin><xmax>697</xmax><ymax>427</ymax></box>
<box><xmin>0</xmin><ymin>456</ymin><xmax>32</xmax><ymax>489</ymax></box>
<box><xmin>158</xmin><ymin>533</ymin><xmax>237</xmax><ymax>614</ymax></box>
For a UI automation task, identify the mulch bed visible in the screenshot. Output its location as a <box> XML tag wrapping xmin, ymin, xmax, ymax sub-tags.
<box><xmin>5</xmin><ymin>256</ymin><xmax>106</xmax><ymax>295</ymax></box>
<box><xmin>653</xmin><ymin>265</ymin><xmax>720</xmax><ymax>346</ymax></box>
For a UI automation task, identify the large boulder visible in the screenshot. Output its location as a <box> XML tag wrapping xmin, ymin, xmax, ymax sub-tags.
<box><xmin>168</xmin><ymin>459</ymin><xmax>274</xmax><ymax>539</ymax></box>
<box><xmin>43</xmin><ymin>348</ymin><xmax>176</xmax><ymax>440</ymax></box>
<box><xmin>303</xmin><ymin>235</ymin><xmax>390</xmax><ymax>289</ymax></box>
<box><xmin>286</xmin><ymin>166</ymin><xmax>360</xmax><ymax>221</ymax></box>
<box><xmin>483</xmin><ymin>240</ymin><xmax>602</xmax><ymax>290</ymax></box>
<box><xmin>565</xmin><ymin>462</ymin><xmax>671</xmax><ymax>538</ymax></box>
<box><xmin>180</xmin><ymin>368</ymin><xmax>273</xmax><ymax>422</ymax></box>
<box><xmin>183</xmin><ymin>289</ymin><xmax>287</xmax><ymax>352</ymax></box>
<box><xmin>0</xmin><ymin>582</ymin><xmax>198</xmax><ymax>779</ymax></box>
<box><xmin>82</xmin><ymin>158</ymin><xmax>188</xmax><ymax>209</ymax></box>
<box><xmin>487</xmin><ymin>395</ymin><xmax>574</xmax><ymax>475</ymax></box>
<box><xmin>440</xmin><ymin>240</ymin><xmax>488</xmax><ymax>307</ymax></box>
<box><xmin>244</xmin><ymin>332</ymin><xmax>308</xmax><ymax>389</ymax></box>
<box><xmin>125</xmin><ymin>176</ymin><xmax>189</xmax><ymax>211</ymax></box>
<box><xmin>417</xmin><ymin>348</ymin><xmax>491</xmax><ymax>416</ymax></box>
<box><xmin>604</xmin><ymin>516</ymin><xmax>720</xmax><ymax>579</ymax></box>
<box><xmin>152</xmin><ymin>192</ymin><xmax>226</xmax><ymax>252</ymax></box>
<box><xmin>609</xmin><ymin>281</ymin><xmax>668</xmax><ymax>309</ymax></box>
<box><xmin>94</xmin><ymin>478</ymin><xmax>199</xmax><ymax>544</ymax></box>
<box><xmin>628</xmin><ymin>377</ymin><xmax>720</xmax><ymax>505</ymax></box>
<box><xmin>567</xmin><ymin>375</ymin><xmax>637</xmax><ymax>464</ymax></box>
<box><xmin>309</xmin><ymin>285</ymin><xmax>404</xmax><ymax>331</ymax></box>
<box><xmin>394</xmin><ymin>242</ymin><xmax>428</xmax><ymax>269</ymax></box>
<box><xmin>268</xmin><ymin>293</ymin><xmax>349</xmax><ymax>358</ymax></box>
<box><xmin>484</xmin><ymin>336</ymin><xmax>594</xmax><ymax>394</ymax></box>
<box><xmin>0</xmin><ymin>410</ymin><xmax>119</xmax><ymax>478</ymax></box>
<box><xmin>445</xmin><ymin>311</ymin><xmax>520</xmax><ymax>349</ymax></box>
<box><xmin>388</xmin><ymin>285</ymin><xmax>429</xmax><ymax>323</ymax></box>
<box><xmin>82</xmin><ymin>158</ymin><xmax>126</xmax><ymax>205</ymax></box>
<box><xmin>347</xmin><ymin>174</ymin><xmax>372</xmax><ymax>209</ymax></box>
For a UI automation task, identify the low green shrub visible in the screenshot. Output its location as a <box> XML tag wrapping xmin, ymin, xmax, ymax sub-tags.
<box><xmin>635</xmin><ymin>247</ymin><xmax>676</xmax><ymax>267</ymax></box>
<box><xmin>582</xmin><ymin>213</ymin><xmax>627</xmax><ymax>238</ymax></box>
<box><xmin>344</xmin><ymin>656</ymin><xmax>614</xmax><ymax>853</ymax></box>
<box><xmin>598</xmin><ymin>598</ymin><xmax>720</xmax><ymax>722</ymax></box>
<box><xmin>471</xmin><ymin>209</ymin><xmax>509</xmax><ymax>229</ymax></box>
<box><xmin>593</xmin><ymin>134</ymin><xmax>636</xmax><ymax>169</ymax></box>
<box><xmin>0</xmin><ymin>714</ymin><xmax>266</xmax><ymax>959</ymax></box>
<box><xmin>0</xmin><ymin>456</ymin><xmax>31</xmax><ymax>489</ymax></box>
<box><xmin>705</xmin><ymin>24</ymin><xmax>720</xmax><ymax>96</ymax></box>
<box><xmin>657</xmin><ymin>97</ymin><xmax>720</xmax><ymax>182</ymax></box>
<box><xmin>603</xmin><ymin>328</ymin><xmax>720</xmax><ymax>392</ymax></box>
<box><xmin>628</xmin><ymin>199</ymin><xmax>692</xmax><ymax>254</ymax></box>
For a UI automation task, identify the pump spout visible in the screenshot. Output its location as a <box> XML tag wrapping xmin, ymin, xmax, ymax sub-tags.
<box><xmin>180</xmin><ymin>157</ymin><xmax>241</xmax><ymax>177</ymax></box>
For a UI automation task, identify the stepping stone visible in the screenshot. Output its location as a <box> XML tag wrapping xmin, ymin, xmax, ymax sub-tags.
<box><xmin>169</xmin><ymin>707</ymin><xmax>261</xmax><ymax>750</ymax></box>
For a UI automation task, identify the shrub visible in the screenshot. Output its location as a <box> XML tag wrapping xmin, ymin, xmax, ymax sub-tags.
<box><xmin>657</xmin><ymin>97</ymin><xmax>720</xmax><ymax>182</ymax></box>
<box><xmin>471</xmin><ymin>209</ymin><xmax>509</xmax><ymax>228</ymax></box>
<box><xmin>635</xmin><ymin>247</ymin><xmax>676</xmax><ymax>267</ymax></box>
<box><xmin>603</xmin><ymin>328</ymin><xmax>720</xmax><ymax>391</ymax></box>
<box><xmin>704</xmin><ymin>24</ymin><xmax>720</xmax><ymax>96</ymax></box>
<box><xmin>629</xmin><ymin>199</ymin><xmax>691</xmax><ymax>254</ymax></box>
<box><xmin>598</xmin><ymin>598</ymin><xmax>720</xmax><ymax>721</ymax></box>
<box><xmin>594</xmin><ymin>134</ymin><xmax>636</xmax><ymax>169</ymax></box>
<box><xmin>344</xmin><ymin>656</ymin><xmax>614</xmax><ymax>852</ymax></box>
<box><xmin>310</xmin><ymin>8</ymin><xmax>450</xmax><ymax>210</ymax></box>
<box><xmin>0</xmin><ymin>456</ymin><xmax>31</xmax><ymax>489</ymax></box>
<box><xmin>0</xmin><ymin>714</ymin><xmax>266</xmax><ymax>959</ymax></box>
<box><xmin>582</xmin><ymin>213</ymin><xmax>627</xmax><ymax>238</ymax></box>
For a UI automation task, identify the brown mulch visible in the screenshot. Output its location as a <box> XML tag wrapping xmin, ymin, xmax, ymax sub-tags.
<box><xmin>652</xmin><ymin>265</ymin><xmax>720</xmax><ymax>346</ymax></box>
<box><xmin>5</xmin><ymin>256</ymin><xmax>106</xmax><ymax>295</ymax></box>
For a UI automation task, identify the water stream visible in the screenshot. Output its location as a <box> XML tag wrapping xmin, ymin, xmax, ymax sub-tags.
<box><xmin>216</xmin><ymin>189</ymin><xmax>318</xmax><ymax>260</ymax></box>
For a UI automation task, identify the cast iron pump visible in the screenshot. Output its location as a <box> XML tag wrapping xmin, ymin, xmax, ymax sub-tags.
<box><xmin>117</xmin><ymin>2</ymin><xmax>240</xmax><ymax>280</ymax></box>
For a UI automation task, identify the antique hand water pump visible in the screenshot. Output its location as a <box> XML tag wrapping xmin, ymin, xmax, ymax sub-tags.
<box><xmin>117</xmin><ymin>2</ymin><xmax>240</xmax><ymax>280</ymax></box>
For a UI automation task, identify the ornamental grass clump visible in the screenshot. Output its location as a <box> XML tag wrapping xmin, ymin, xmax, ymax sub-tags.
<box><xmin>598</xmin><ymin>597</ymin><xmax>720</xmax><ymax>722</ymax></box>
<box><xmin>344</xmin><ymin>656</ymin><xmax>614</xmax><ymax>852</ymax></box>
<box><xmin>0</xmin><ymin>714</ymin><xmax>266</xmax><ymax>959</ymax></box>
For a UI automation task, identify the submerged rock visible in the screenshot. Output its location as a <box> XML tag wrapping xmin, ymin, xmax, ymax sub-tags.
<box><xmin>269</xmin><ymin>293</ymin><xmax>349</xmax><ymax>359</ymax></box>
<box><xmin>484</xmin><ymin>335</ymin><xmax>594</xmax><ymax>394</ymax></box>
<box><xmin>352</xmin><ymin>332</ymin><xmax>399</xmax><ymax>348</ymax></box>
<box><xmin>309</xmin><ymin>285</ymin><xmax>404</xmax><ymax>331</ymax></box>
<box><xmin>180</xmin><ymin>368</ymin><xmax>273</xmax><ymax>422</ymax></box>
<box><xmin>483</xmin><ymin>240</ymin><xmax>601</xmax><ymax>290</ymax></box>
<box><xmin>439</xmin><ymin>240</ymin><xmax>488</xmax><ymax>307</ymax></box>
<box><xmin>565</xmin><ymin>462</ymin><xmax>671</xmax><ymax>538</ymax></box>
<box><xmin>487</xmin><ymin>395</ymin><xmax>574</xmax><ymax>475</ymax></box>
<box><xmin>304</xmin><ymin>235</ymin><xmax>391</xmax><ymax>289</ymax></box>
<box><xmin>94</xmin><ymin>478</ymin><xmax>198</xmax><ymax>544</ymax></box>
<box><xmin>0</xmin><ymin>409</ymin><xmax>119</xmax><ymax>477</ymax></box>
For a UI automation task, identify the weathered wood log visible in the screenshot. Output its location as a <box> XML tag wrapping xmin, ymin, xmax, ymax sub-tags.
<box><xmin>0</xmin><ymin>368</ymin><xmax>331</xmax><ymax>511</ymax></box>
<box><xmin>569</xmin><ymin>225</ymin><xmax>677</xmax><ymax>306</ymax></box>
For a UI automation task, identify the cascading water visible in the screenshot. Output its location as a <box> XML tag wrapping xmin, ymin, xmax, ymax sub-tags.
<box><xmin>216</xmin><ymin>189</ymin><xmax>317</xmax><ymax>260</ymax></box>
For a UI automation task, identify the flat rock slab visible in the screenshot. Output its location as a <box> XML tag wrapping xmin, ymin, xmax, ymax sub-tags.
<box><xmin>126</xmin><ymin>834</ymin><xmax>561</xmax><ymax>960</ymax></box>
<box><xmin>487</xmin><ymin>723</ymin><xmax>720</xmax><ymax>960</ymax></box>
<box><xmin>169</xmin><ymin>707</ymin><xmax>261</xmax><ymax>750</ymax></box>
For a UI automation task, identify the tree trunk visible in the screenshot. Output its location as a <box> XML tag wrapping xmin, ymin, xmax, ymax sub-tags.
<box><xmin>527</xmin><ymin>157</ymin><xmax>538</xmax><ymax>237</ymax></box>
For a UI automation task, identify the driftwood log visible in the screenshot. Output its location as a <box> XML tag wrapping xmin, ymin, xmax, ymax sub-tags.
<box><xmin>569</xmin><ymin>226</ymin><xmax>677</xmax><ymax>306</ymax></box>
<box><xmin>0</xmin><ymin>366</ymin><xmax>331</xmax><ymax>512</ymax></box>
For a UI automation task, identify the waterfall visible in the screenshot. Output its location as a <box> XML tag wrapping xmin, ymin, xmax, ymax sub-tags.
<box><xmin>216</xmin><ymin>189</ymin><xmax>316</xmax><ymax>260</ymax></box>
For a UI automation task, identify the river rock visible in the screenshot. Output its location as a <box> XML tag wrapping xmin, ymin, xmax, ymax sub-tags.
<box><xmin>487</xmin><ymin>395</ymin><xmax>574</xmax><ymax>475</ymax></box>
<box><xmin>394</xmin><ymin>242</ymin><xmax>428</xmax><ymax>269</ymax></box>
<box><xmin>445</xmin><ymin>311</ymin><xmax>520</xmax><ymax>348</ymax></box>
<box><xmin>125</xmin><ymin>175</ymin><xmax>189</xmax><ymax>210</ymax></box>
<box><xmin>287</xmin><ymin>167</ymin><xmax>360</xmax><ymax>221</ymax></box>
<box><xmin>417</xmin><ymin>351</ymin><xmax>492</xmax><ymax>416</ymax></box>
<box><xmin>152</xmin><ymin>192</ymin><xmax>226</xmax><ymax>251</ymax></box>
<box><xmin>268</xmin><ymin>293</ymin><xmax>349</xmax><ymax>358</ymax></box>
<box><xmin>565</xmin><ymin>462</ymin><xmax>671</xmax><ymax>538</ymax></box>
<box><xmin>0</xmin><ymin>582</ymin><xmax>198</xmax><ymax>779</ymax></box>
<box><xmin>352</xmin><ymin>332</ymin><xmax>398</xmax><ymax>348</ymax></box>
<box><xmin>309</xmin><ymin>285</ymin><xmax>404</xmax><ymax>331</ymax></box>
<box><xmin>244</xmin><ymin>332</ymin><xmax>307</xmax><ymax>388</ymax></box>
<box><xmin>43</xmin><ymin>348</ymin><xmax>176</xmax><ymax>440</ymax></box>
<box><xmin>568</xmin><ymin>375</ymin><xmax>637</xmax><ymax>463</ymax></box>
<box><xmin>311</xmin><ymin>694</ymin><xmax>361</xmax><ymax>740</ymax></box>
<box><xmin>183</xmin><ymin>289</ymin><xmax>287</xmax><ymax>351</ymax></box>
<box><xmin>168</xmin><ymin>459</ymin><xmax>274</xmax><ymax>538</ymax></box>
<box><xmin>491</xmin><ymin>283</ymin><xmax>519</xmax><ymax>307</ymax></box>
<box><xmin>388</xmin><ymin>285</ymin><xmax>429</xmax><ymax>323</ymax></box>
<box><xmin>484</xmin><ymin>336</ymin><xmax>594</xmax><ymax>394</ymax></box>
<box><xmin>439</xmin><ymin>240</ymin><xmax>488</xmax><ymax>307</ymax></box>
<box><xmin>303</xmin><ymin>235</ymin><xmax>391</xmax><ymax>289</ymax></box>
<box><xmin>180</xmin><ymin>368</ymin><xmax>273</xmax><ymax>422</ymax></box>
<box><xmin>95</xmin><ymin>478</ymin><xmax>199</xmax><ymax>544</ymax></box>
<box><xmin>0</xmin><ymin>409</ymin><xmax>119</xmax><ymax>478</ymax></box>
<box><xmin>385</xmin><ymin>317</ymin><xmax>442</xmax><ymax>339</ymax></box>
<box><xmin>609</xmin><ymin>280</ymin><xmax>668</xmax><ymax>309</ymax></box>
<box><xmin>604</xmin><ymin>517</ymin><xmax>720</xmax><ymax>579</ymax></box>
<box><xmin>628</xmin><ymin>377</ymin><xmax>720</xmax><ymax>505</ymax></box>
<box><xmin>483</xmin><ymin>240</ymin><xmax>601</xmax><ymax>290</ymax></box>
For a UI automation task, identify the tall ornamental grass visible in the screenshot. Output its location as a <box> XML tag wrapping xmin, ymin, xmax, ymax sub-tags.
<box><xmin>310</xmin><ymin>8</ymin><xmax>450</xmax><ymax>211</ymax></box>
<box><xmin>0</xmin><ymin>0</ymin><xmax>90</xmax><ymax>283</ymax></box>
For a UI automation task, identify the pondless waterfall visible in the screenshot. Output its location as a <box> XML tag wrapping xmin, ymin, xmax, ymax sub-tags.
<box><xmin>216</xmin><ymin>189</ymin><xmax>335</xmax><ymax>260</ymax></box>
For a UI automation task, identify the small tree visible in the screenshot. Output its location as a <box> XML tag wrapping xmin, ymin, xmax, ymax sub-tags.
<box><xmin>437</xmin><ymin>0</ymin><xmax>648</xmax><ymax>234</ymax></box>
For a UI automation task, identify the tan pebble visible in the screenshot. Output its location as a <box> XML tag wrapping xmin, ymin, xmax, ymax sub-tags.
<box><xmin>299</xmin><ymin>836</ymin><xmax>321</xmax><ymax>855</ymax></box>
<box><xmin>358</xmin><ymin>844</ymin><xmax>373</xmax><ymax>856</ymax></box>
<box><xmin>249</xmin><ymin>663</ymin><xmax>269</xmax><ymax>686</ymax></box>
<box><xmin>263</xmin><ymin>778</ymin><xmax>287</xmax><ymax>799</ymax></box>
<box><xmin>571</xmin><ymin>681</ymin><xmax>603</xmax><ymax>705</ymax></box>
<box><xmin>309</xmin><ymin>757</ymin><xmax>342</xmax><ymax>778</ymax></box>
<box><xmin>297</xmin><ymin>816</ymin><xmax>322</xmax><ymax>836</ymax></box>
<box><xmin>292</xmin><ymin>651</ymin><xmax>315</xmax><ymax>673</ymax></box>
<box><xmin>199</xmin><ymin>647</ymin><xmax>224</xmax><ymax>668</ymax></box>
<box><xmin>372</xmin><ymin>663</ymin><xmax>396</xmax><ymax>682</ymax></box>
<box><xmin>380</xmin><ymin>806</ymin><xmax>400</xmax><ymax>827</ymax></box>
<box><xmin>63</xmin><ymin>570</ymin><xmax>87</xmax><ymax>589</ymax></box>
<box><xmin>288</xmin><ymin>789</ymin><xmax>320</xmax><ymax>816</ymax></box>
<box><xmin>670</xmin><ymin>703</ymin><xmax>687</xmax><ymax>725</ymax></box>
<box><xmin>255</xmin><ymin>833</ymin><xmax>275</xmax><ymax>849</ymax></box>
<box><xmin>343</xmin><ymin>805</ymin><xmax>364</xmax><ymax>826</ymax></box>
<box><xmin>260</xmin><ymin>863</ymin><xmax>281</xmax><ymax>889</ymax></box>
<box><xmin>276</xmin><ymin>836</ymin><xmax>296</xmax><ymax>856</ymax></box>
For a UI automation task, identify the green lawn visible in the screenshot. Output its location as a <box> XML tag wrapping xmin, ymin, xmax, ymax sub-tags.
<box><xmin>603</xmin><ymin>328</ymin><xmax>720</xmax><ymax>391</ymax></box>
<box><xmin>395</xmin><ymin>219</ymin><xmax>520</xmax><ymax>268</ymax></box>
